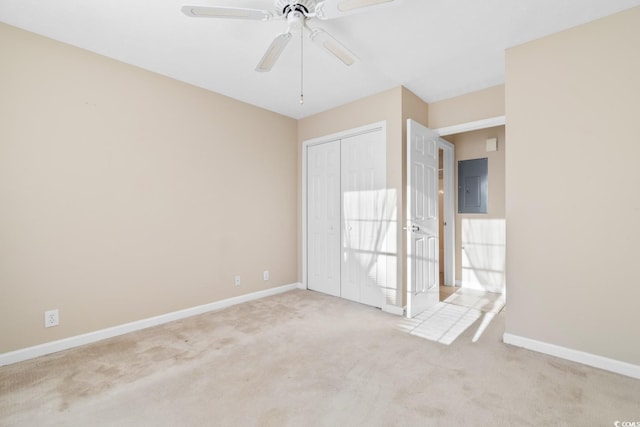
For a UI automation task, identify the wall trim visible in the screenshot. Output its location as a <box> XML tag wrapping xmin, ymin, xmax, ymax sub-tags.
<box><xmin>382</xmin><ymin>304</ymin><xmax>405</xmax><ymax>316</ymax></box>
<box><xmin>437</xmin><ymin>137</ymin><xmax>456</xmax><ymax>286</ymax></box>
<box><xmin>503</xmin><ymin>333</ymin><xmax>640</xmax><ymax>380</ymax></box>
<box><xmin>0</xmin><ymin>283</ymin><xmax>302</xmax><ymax>367</ymax></box>
<box><xmin>434</xmin><ymin>115</ymin><xmax>506</xmax><ymax>136</ymax></box>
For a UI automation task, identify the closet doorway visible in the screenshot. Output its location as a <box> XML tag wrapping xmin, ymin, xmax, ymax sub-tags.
<box><xmin>303</xmin><ymin>122</ymin><xmax>391</xmax><ymax>309</ymax></box>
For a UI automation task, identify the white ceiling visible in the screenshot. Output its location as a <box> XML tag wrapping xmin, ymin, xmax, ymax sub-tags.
<box><xmin>1</xmin><ymin>0</ymin><xmax>639</xmax><ymax>119</ymax></box>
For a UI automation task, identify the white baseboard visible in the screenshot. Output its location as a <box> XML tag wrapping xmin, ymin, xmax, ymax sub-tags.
<box><xmin>456</xmin><ymin>280</ymin><xmax>503</xmax><ymax>294</ymax></box>
<box><xmin>382</xmin><ymin>304</ymin><xmax>404</xmax><ymax>316</ymax></box>
<box><xmin>0</xmin><ymin>283</ymin><xmax>302</xmax><ymax>367</ymax></box>
<box><xmin>503</xmin><ymin>333</ymin><xmax>640</xmax><ymax>380</ymax></box>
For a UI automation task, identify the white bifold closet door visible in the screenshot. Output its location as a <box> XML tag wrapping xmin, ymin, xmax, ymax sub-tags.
<box><xmin>307</xmin><ymin>140</ymin><xmax>341</xmax><ymax>297</ymax></box>
<box><xmin>340</xmin><ymin>132</ymin><xmax>386</xmax><ymax>308</ymax></box>
<box><xmin>307</xmin><ymin>129</ymin><xmax>387</xmax><ymax>308</ymax></box>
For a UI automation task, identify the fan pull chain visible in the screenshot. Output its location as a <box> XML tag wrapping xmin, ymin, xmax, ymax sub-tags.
<box><xmin>300</xmin><ymin>29</ymin><xmax>304</xmax><ymax>105</ymax></box>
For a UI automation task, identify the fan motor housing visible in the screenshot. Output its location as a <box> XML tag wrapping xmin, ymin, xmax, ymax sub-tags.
<box><xmin>276</xmin><ymin>0</ymin><xmax>317</xmax><ymax>16</ymax></box>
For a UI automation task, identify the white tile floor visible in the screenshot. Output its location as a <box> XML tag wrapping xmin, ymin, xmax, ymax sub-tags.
<box><xmin>400</xmin><ymin>286</ymin><xmax>505</xmax><ymax>345</ymax></box>
<box><xmin>443</xmin><ymin>287</ymin><xmax>505</xmax><ymax>313</ymax></box>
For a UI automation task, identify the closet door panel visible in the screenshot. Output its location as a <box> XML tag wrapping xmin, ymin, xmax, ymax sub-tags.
<box><xmin>341</xmin><ymin>131</ymin><xmax>386</xmax><ymax>308</ymax></box>
<box><xmin>307</xmin><ymin>140</ymin><xmax>341</xmax><ymax>297</ymax></box>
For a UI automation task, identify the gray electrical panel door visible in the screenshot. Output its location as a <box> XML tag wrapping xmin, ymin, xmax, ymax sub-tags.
<box><xmin>458</xmin><ymin>158</ymin><xmax>488</xmax><ymax>214</ymax></box>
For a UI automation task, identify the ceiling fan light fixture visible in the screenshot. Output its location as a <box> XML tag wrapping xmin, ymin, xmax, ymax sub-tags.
<box><xmin>337</xmin><ymin>0</ymin><xmax>394</xmax><ymax>12</ymax></box>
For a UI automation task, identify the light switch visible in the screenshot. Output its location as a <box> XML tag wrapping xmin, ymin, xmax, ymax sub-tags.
<box><xmin>486</xmin><ymin>138</ymin><xmax>498</xmax><ymax>152</ymax></box>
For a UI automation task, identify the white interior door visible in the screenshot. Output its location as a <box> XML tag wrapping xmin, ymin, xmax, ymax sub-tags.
<box><xmin>406</xmin><ymin>119</ymin><xmax>440</xmax><ymax>318</ymax></box>
<box><xmin>307</xmin><ymin>140</ymin><xmax>341</xmax><ymax>297</ymax></box>
<box><xmin>341</xmin><ymin>130</ymin><xmax>386</xmax><ymax>308</ymax></box>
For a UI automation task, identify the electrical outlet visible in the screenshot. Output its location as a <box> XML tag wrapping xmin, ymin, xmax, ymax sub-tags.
<box><xmin>234</xmin><ymin>275</ymin><xmax>241</xmax><ymax>286</ymax></box>
<box><xmin>44</xmin><ymin>309</ymin><xmax>59</xmax><ymax>328</ymax></box>
<box><xmin>263</xmin><ymin>270</ymin><xmax>269</xmax><ymax>281</ymax></box>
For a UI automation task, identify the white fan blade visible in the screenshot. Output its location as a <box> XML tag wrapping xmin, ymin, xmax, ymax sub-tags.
<box><xmin>308</xmin><ymin>27</ymin><xmax>356</xmax><ymax>66</ymax></box>
<box><xmin>182</xmin><ymin>5</ymin><xmax>273</xmax><ymax>21</ymax></box>
<box><xmin>315</xmin><ymin>0</ymin><xmax>400</xmax><ymax>19</ymax></box>
<box><xmin>256</xmin><ymin>33</ymin><xmax>293</xmax><ymax>72</ymax></box>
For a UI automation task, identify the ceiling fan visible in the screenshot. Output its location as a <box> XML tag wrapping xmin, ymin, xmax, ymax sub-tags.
<box><xmin>181</xmin><ymin>0</ymin><xmax>400</xmax><ymax>72</ymax></box>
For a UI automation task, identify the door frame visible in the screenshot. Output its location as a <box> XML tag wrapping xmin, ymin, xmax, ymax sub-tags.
<box><xmin>434</xmin><ymin>115</ymin><xmax>505</xmax><ymax>288</ymax></box>
<box><xmin>438</xmin><ymin>138</ymin><xmax>455</xmax><ymax>286</ymax></box>
<box><xmin>301</xmin><ymin>121</ymin><xmax>387</xmax><ymax>297</ymax></box>
<box><xmin>434</xmin><ymin>116</ymin><xmax>505</xmax><ymax>137</ymax></box>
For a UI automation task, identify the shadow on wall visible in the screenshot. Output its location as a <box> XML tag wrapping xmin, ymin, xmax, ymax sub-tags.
<box><xmin>461</xmin><ymin>218</ymin><xmax>506</xmax><ymax>293</ymax></box>
<box><xmin>342</xmin><ymin>188</ymin><xmax>398</xmax><ymax>305</ymax></box>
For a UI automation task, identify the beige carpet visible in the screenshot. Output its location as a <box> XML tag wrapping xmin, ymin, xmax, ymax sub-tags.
<box><xmin>1</xmin><ymin>289</ymin><xmax>639</xmax><ymax>426</ymax></box>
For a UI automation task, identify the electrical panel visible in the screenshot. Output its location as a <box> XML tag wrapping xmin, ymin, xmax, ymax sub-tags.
<box><xmin>458</xmin><ymin>158</ymin><xmax>488</xmax><ymax>214</ymax></box>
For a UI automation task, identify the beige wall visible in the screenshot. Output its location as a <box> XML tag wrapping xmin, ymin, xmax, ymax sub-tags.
<box><xmin>505</xmin><ymin>6</ymin><xmax>640</xmax><ymax>364</ymax></box>
<box><xmin>428</xmin><ymin>85</ymin><xmax>505</xmax><ymax>129</ymax></box>
<box><xmin>446</xmin><ymin>126</ymin><xmax>505</xmax><ymax>291</ymax></box>
<box><xmin>0</xmin><ymin>23</ymin><xmax>298</xmax><ymax>353</ymax></box>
